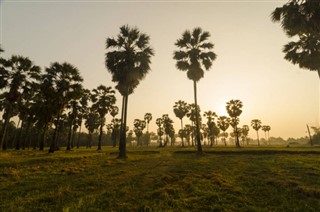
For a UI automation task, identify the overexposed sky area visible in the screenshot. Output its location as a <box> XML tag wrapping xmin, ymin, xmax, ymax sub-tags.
<box><xmin>1</xmin><ymin>0</ymin><xmax>319</xmax><ymax>139</ymax></box>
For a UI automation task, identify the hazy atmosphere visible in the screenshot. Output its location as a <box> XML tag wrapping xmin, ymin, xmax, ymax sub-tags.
<box><xmin>1</xmin><ymin>0</ymin><xmax>319</xmax><ymax>139</ymax></box>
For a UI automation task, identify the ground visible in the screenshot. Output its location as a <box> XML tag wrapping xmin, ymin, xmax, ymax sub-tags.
<box><xmin>0</xmin><ymin>146</ymin><xmax>319</xmax><ymax>211</ymax></box>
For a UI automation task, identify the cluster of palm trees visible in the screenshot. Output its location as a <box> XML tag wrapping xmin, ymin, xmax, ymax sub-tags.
<box><xmin>0</xmin><ymin>50</ymin><xmax>120</xmax><ymax>152</ymax></box>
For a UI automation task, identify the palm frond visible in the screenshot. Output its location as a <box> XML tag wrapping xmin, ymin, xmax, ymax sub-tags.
<box><xmin>176</xmin><ymin>61</ymin><xmax>189</xmax><ymax>71</ymax></box>
<box><xmin>173</xmin><ymin>51</ymin><xmax>188</xmax><ymax>60</ymax></box>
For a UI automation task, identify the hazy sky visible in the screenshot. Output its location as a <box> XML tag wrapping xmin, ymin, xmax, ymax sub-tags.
<box><xmin>1</xmin><ymin>0</ymin><xmax>319</xmax><ymax>139</ymax></box>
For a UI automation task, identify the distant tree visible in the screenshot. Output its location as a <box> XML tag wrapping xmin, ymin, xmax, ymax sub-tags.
<box><xmin>156</xmin><ymin>117</ymin><xmax>164</xmax><ymax>147</ymax></box>
<box><xmin>174</xmin><ymin>27</ymin><xmax>217</xmax><ymax>153</ymax></box>
<box><xmin>144</xmin><ymin>113</ymin><xmax>152</xmax><ymax>146</ymax></box>
<box><xmin>106</xmin><ymin>25</ymin><xmax>154</xmax><ymax>158</ymax></box>
<box><xmin>187</xmin><ymin>103</ymin><xmax>201</xmax><ymax>146</ymax></box>
<box><xmin>204</xmin><ymin>111</ymin><xmax>218</xmax><ymax>147</ymax></box>
<box><xmin>84</xmin><ymin>111</ymin><xmax>100</xmax><ymax>148</ymax></box>
<box><xmin>271</xmin><ymin>0</ymin><xmax>320</xmax><ymax>78</ymax></box>
<box><xmin>251</xmin><ymin>119</ymin><xmax>262</xmax><ymax>146</ymax></box>
<box><xmin>242</xmin><ymin>125</ymin><xmax>250</xmax><ymax>145</ymax></box>
<box><xmin>76</xmin><ymin>89</ymin><xmax>90</xmax><ymax>148</ymax></box>
<box><xmin>0</xmin><ymin>56</ymin><xmax>41</xmax><ymax>150</ymax></box>
<box><xmin>109</xmin><ymin>105</ymin><xmax>119</xmax><ymax>147</ymax></box>
<box><xmin>226</xmin><ymin>100</ymin><xmax>243</xmax><ymax>148</ymax></box>
<box><xmin>162</xmin><ymin>114</ymin><xmax>174</xmax><ymax>147</ymax></box>
<box><xmin>91</xmin><ymin>85</ymin><xmax>116</xmax><ymax>151</ymax></box>
<box><xmin>217</xmin><ymin>116</ymin><xmax>230</xmax><ymax>146</ymax></box>
<box><xmin>133</xmin><ymin>119</ymin><xmax>146</xmax><ymax>146</ymax></box>
<box><xmin>173</xmin><ymin>100</ymin><xmax>190</xmax><ymax>147</ymax></box>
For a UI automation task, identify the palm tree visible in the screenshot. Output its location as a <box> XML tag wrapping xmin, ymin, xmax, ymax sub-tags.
<box><xmin>133</xmin><ymin>119</ymin><xmax>146</xmax><ymax>146</ymax></box>
<box><xmin>204</xmin><ymin>111</ymin><xmax>218</xmax><ymax>146</ymax></box>
<box><xmin>173</xmin><ymin>100</ymin><xmax>190</xmax><ymax>146</ymax></box>
<box><xmin>144</xmin><ymin>113</ymin><xmax>152</xmax><ymax>146</ymax></box>
<box><xmin>162</xmin><ymin>114</ymin><xmax>174</xmax><ymax>147</ymax></box>
<box><xmin>174</xmin><ymin>27</ymin><xmax>217</xmax><ymax>153</ymax></box>
<box><xmin>251</xmin><ymin>119</ymin><xmax>262</xmax><ymax>146</ymax></box>
<box><xmin>84</xmin><ymin>110</ymin><xmax>100</xmax><ymax>148</ymax></box>
<box><xmin>76</xmin><ymin>89</ymin><xmax>90</xmax><ymax>148</ymax></box>
<box><xmin>242</xmin><ymin>125</ymin><xmax>250</xmax><ymax>145</ymax></box>
<box><xmin>217</xmin><ymin>116</ymin><xmax>230</xmax><ymax>146</ymax></box>
<box><xmin>226</xmin><ymin>100</ymin><xmax>243</xmax><ymax>148</ymax></box>
<box><xmin>109</xmin><ymin>105</ymin><xmax>119</xmax><ymax>147</ymax></box>
<box><xmin>91</xmin><ymin>85</ymin><xmax>116</xmax><ymax>151</ymax></box>
<box><xmin>262</xmin><ymin>125</ymin><xmax>271</xmax><ymax>144</ymax></box>
<box><xmin>187</xmin><ymin>103</ymin><xmax>201</xmax><ymax>146</ymax></box>
<box><xmin>106</xmin><ymin>25</ymin><xmax>154</xmax><ymax>158</ymax></box>
<box><xmin>156</xmin><ymin>117</ymin><xmax>164</xmax><ymax>147</ymax></box>
<box><xmin>271</xmin><ymin>0</ymin><xmax>320</xmax><ymax>78</ymax></box>
<box><xmin>43</xmin><ymin>62</ymin><xmax>83</xmax><ymax>153</ymax></box>
<box><xmin>0</xmin><ymin>56</ymin><xmax>41</xmax><ymax>150</ymax></box>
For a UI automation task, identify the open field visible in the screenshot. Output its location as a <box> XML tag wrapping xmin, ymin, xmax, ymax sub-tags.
<box><xmin>1</xmin><ymin>147</ymin><xmax>320</xmax><ymax>211</ymax></box>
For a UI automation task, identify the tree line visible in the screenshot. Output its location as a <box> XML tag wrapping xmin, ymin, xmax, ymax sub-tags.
<box><xmin>1</xmin><ymin>0</ymin><xmax>319</xmax><ymax>157</ymax></box>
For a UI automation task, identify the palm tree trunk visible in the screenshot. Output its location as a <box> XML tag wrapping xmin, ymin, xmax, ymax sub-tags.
<box><xmin>77</xmin><ymin>118</ymin><xmax>82</xmax><ymax>148</ymax></box>
<box><xmin>40</xmin><ymin>124</ymin><xmax>47</xmax><ymax>151</ymax></box>
<box><xmin>1</xmin><ymin>105</ymin><xmax>12</xmax><ymax>150</ymax></box>
<box><xmin>256</xmin><ymin>131</ymin><xmax>260</xmax><ymax>146</ymax></box>
<box><xmin>97</xmin><ymin>119</ymin><xmax>103</xmax><ymax>151</ymax></box>
<box><xmin>15</xmin><ymin>119</ymin><xmax>23</xmax><ymax>150</ymax></box>
<box><xmin>193</xmin><ymin>80</ymin><xmax>202</xmax><ymax>153</ymax></box>
<box><xmin>180</xmin><ymin>118</ymin><xmax>184</xmax><ymax>147</ymax></box>
<box><xmin>119</xmin><ymin>94</ymin><xmax>128</xmax><ymax>158</ymax></box>
<box><xmin>49</xmin><ymin>113</ymin><xmax>60</xmax><ymax>153</ymax></box>
<box><xmin>67</xmin><ymin>120</ymin><xmax>73</xmax><ymax>151</ymax></box>
<box><xmin>235</xmin><ymin>126</ymin><xmax>240</xmax><ymax>148</ymax></box>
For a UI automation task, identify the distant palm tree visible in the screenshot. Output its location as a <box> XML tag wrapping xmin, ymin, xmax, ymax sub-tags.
<box><xmin>242</xmin><ymin>125</ymin><xmax>250</xmax><ymax>145</ymax></box>
<box><xmin>262</xmin><ymin>125</ymin><xmax>271</xmax><ymax>145</ymax></box>
<box><xmin>133</xmin><ymin>119</ymin><xmax>146</xmax><ymax>146</ymax></box>
<box><xmin>144</xmin><ymin>113</ymin><xmax>152</xmax><ymax>146</ymax></box>
<box><xmin>174</xmin><ymin>27</ymin><xmax>217</xmax><ymax>153</ymax></box>
<box><xmin>0</xmin><ymin>56</ymin><xmax>41</xmax><ymax>150</ymax></box>
<box><xmin>173</xmin><ymin>100</ymin><xmax>190</xmax><ymax>147</ymax></box>
<box><xmin>217</xmin><ymin>116</ymin><xmax>230</xmax><ymax>146</ymax></box>
<box><xmin>226</xmin><ymin>100</ymin><xmax>243</xmax><ymax>148</ymax></box>
<box><xmin>162</xmin><ymin>114</ymin><xmax>174</xmax><ymax>147</ymax></box>
<box><xmin>251</xmin><ymin>119</ymin><xmax>262</xmax><ymax>146</ymax></box>
<box><xmin>106</xmin><ymin>25</ymin><xmax>154</xmax><ymax>158</ymax></box>
<box><xmin>156</xmin><ymin>117</ymin><xmax>164</xmax><ymax>147</ymax></box>
<box><xmin>84</xmin><ymin>110</ymin><xmax>100</xmax><ymax>148</ymax></box>
<box><xmin>76</xmin><ymin>89</ymin><xmax>90</xmax><ymax>148</ymax></box>
<box><xmin>91</xmin><ymin>85</ymin><xmax>116</xmax><ymax>151</ymax></box>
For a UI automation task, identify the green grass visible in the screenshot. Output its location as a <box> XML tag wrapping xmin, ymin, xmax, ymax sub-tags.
<box><xmin>0</xmin><ymin>147</ymin><xmax>320</xmax><ymax>211</ymax></box>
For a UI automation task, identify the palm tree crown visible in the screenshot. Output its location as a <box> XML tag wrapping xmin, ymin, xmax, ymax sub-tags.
<box><xmin>173</xmin><ymin>27</ymin><xmax>217</xmax><ymax>82</ymax></box>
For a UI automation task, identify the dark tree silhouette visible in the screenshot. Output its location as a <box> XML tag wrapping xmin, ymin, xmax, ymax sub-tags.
<box><xmin>251</xmin><ymin>119</ymin><xmax>262</xmax><ymax>146</ymax></box>
<box><xmin>133</xmin><ymin>119</ymin><xmax>146</xmax><ymax>146</ymax></box>
<box><xmin>0</xmin><ymin>56</ymin><xmax>40</xmax><ymax>150</ymax></box>
<box><xmin>217</xmin><ymin>116</ymin><xmax>230</xmax><ymax>146</ymax></box>
<box><xmin>271</xmin><ymin>0</ymin><xmax>320</xmax><ymax>78</ymax></box>
<box><xmin>106</xmin><ymin>25</ymin><xmax>154</xmax><ymax>158</ymax></box>
<box><xmin>173</xmin><ymin>100</ymin><xmax>190</xmax><ymax>147</ymax></box>
<box><xmin>91</xmin><ymin>85</ymin><xmax>116</xmax><ymax>151</ymax></box>
<box><xmin>144</xmin><ymin>113</ymin><xmax>152</xmax><ymax>146</ymax></box>
<box><xmin>174</xmin><ymin>27</ymin><xmax>217</xmax><ymax>153</ymax></box>
<box><xmin>226</xmin><ymin>100</ymin><xmax>243</xmax><ymax>148</ymax></box>
<box><xmin>43</xmin><ymin>62</ymin><xmax>83</xmax><ymax>153</ymax></box>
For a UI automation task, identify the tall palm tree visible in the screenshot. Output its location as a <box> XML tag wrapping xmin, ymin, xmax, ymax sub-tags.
<box><xmin>0</xmin><ymin>56</ymin><xmax>41</xmax><ymax>150</ymax></box>
<box><xmin>204</xmin><ymin>111</ymin><xmax>218</xmax><ymax>146</ymax></box>
<box><xmin>91</xmin><ymin>85</ymin><xmax>116</xmax><ymax>151</ymax></box>
<box><xmin>106</xmin><ymin>25</ymin><xmax>154</xmax><ymax>158</ymax></box>
<box><xmin>217</xmin><ymin>116</ymin><xmax>230</xmax><ymax>146</ymax></box>
<box><xmin>173</xmin><ymin>100</ymin><xmax>190</xmax><ymax>146</ymax></box>
<box><xmin>174</xmin><ymin>27</ymin><xmax>217</xmax><ymax>153</ymax></box>
<box><xmin>251</xmin><ymin>119</ymin><xmax>262</xmax><ymax>146</ymax></box>
<box><xmin>226</xmin><ymin>100</ymin><xmax>243</xmax><ymax>148</ymax></box>
<box><xmin>144</xmin><ymin>113</ymin><xmax>152</xmax><ymax>146</ymax></box>
<box><xmin>262</xmin><ymin>125</ymin><xmax>271</xmax><ymax>144</ymax></box>
<box><xmin>44</xmin><ymin>62</ymin><xmax>83</xmax><ymax>153</ymax></box>
<box><xmin>271</xmin><ymin>0</ymin><xmax>320</xmax><ymax>78</ymax></box>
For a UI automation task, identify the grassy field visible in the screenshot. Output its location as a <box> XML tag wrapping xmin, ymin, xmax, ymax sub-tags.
<box><xmin>0</xmin><ymin>147</ymin><xmax>320</xmax><ymax>211</ymax></box>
